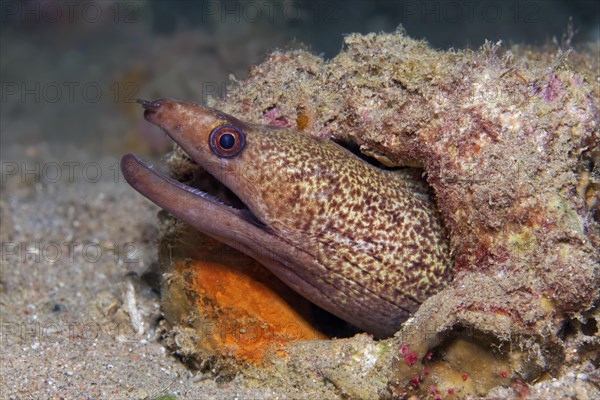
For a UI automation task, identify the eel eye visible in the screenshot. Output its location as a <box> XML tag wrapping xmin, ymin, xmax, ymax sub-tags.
<box><xmin>209</xmin><ymin>125</ymin><xmax>246</xmax><ymax>158</ymax></box>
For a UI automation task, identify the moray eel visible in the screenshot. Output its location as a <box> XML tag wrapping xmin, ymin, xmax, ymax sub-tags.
<box><xmin>121</xmin><ymin>98</ymin><xmax>452</xmax><ymax>338</ymax></box>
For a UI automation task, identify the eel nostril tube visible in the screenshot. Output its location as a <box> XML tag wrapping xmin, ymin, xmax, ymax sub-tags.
<box><xmin>137</xmin><ymin>98</ymin><xmax>163</xmax><ymax>111</ymax></box>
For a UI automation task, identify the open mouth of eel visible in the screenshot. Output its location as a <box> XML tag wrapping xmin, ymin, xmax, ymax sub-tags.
<box><xmin>120</xmin><ymin>99</ymin><xmax>264</xmax><ymax>231</ymax></box>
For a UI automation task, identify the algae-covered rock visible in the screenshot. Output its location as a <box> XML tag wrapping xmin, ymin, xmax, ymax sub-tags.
<box><xmin>159</xmin><ymin>29</ymin><xmax>598</xmax><ymax>398</ymax></box>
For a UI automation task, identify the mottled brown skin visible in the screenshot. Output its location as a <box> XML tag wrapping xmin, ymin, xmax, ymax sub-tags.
<box><xmin>121</xmin><ymin>98</ymin><xmax>452</xmax><ymax>338</ymax></box>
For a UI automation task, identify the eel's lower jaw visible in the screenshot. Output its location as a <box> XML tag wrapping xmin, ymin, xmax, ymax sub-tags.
<box><xmin>120</xmin><ymin>153</ymin><xmax>265</xmax><ymax>231</ymax></box>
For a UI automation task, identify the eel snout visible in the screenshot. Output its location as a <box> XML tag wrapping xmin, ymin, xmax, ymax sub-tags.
<box><xmin>136</xmin><ymin>98</ymin><xmax>163</xmax><ymax>114</ymax></box>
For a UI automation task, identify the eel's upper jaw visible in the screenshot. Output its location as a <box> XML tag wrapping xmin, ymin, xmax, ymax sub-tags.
<box><xmin>120</xmin><ymin>153</ymin><xmax>268</xmax><ymax>233</ymax></box>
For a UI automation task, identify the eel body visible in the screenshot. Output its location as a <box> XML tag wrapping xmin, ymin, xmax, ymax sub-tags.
<box><xmin>121</xmin><ymin>98</ymin><xmax>452</xmax><ymax>338</ymax></box>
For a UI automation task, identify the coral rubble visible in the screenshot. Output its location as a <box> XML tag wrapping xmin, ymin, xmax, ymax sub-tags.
<box><xmin>159</xmin><ymin>30</ymin><xmax>598</xmax><ymax>398</ymax></box>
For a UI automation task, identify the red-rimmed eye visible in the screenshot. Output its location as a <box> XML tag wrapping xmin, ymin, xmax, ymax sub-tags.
<box><xmin>209</xmin><ymin>125</ymin><xmax>246</xmax><ymax>158</ymax></box>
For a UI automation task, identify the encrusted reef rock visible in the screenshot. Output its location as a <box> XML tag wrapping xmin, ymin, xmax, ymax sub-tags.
<box><xmin>159</xmin><ymin>30</ymin><xmax>598</xmax><ymax>398</ymax></box>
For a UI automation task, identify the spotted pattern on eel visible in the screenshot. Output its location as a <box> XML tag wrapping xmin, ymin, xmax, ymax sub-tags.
<box><xmin>121</xmin><ymin>98</ymin><xmax>452</xmax><ymax>338</ymax></box>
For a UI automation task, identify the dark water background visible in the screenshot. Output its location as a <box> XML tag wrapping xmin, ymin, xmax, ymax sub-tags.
<box><xmin>1</xmin><ymin>0</ymin><xmax>598</xmax><ymax>153</ymax></box>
